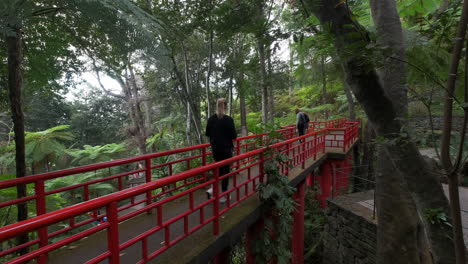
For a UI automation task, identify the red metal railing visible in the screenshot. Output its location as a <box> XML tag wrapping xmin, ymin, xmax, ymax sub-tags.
<box><xmin>0</xmin><ymin>119</ymin><xmax>356</xmax><ymax>264</ymax></box>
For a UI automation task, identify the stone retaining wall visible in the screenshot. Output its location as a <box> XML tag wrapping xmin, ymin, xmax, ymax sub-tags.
<box><xmin>409</xmin><ymin>115</ymin><xmax>465</xmax><ymax>132</ymax></box>
<box><xmin>323</xmin><ymin>191</ymin><xmax>377</xmax><ymax>264</ymax></box>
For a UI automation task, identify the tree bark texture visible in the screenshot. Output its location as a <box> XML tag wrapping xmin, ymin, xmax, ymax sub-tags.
<box><xmin>361</xmin><ymin>122</ymin><xmax>376</xmax><ymax>191</ymax></box>
<box><xmin>289</xmin><ymin>40</ymin><xmax>294</xmax><ymax>97</ymax></box>
<box><xmin>256</xmin><ymin>1</ymin><xmax>269</xmax><ymax>124</ymax></box>
<box><xmin>182</xmin><ymin>46</ymin><xmax>203</xmax><ymax>144</ymax></box>
<box><xmin>342</xmin><ymin>74</ymin><xmax>355</xmax><ymax>121</ymax></box>
<box><xmin>205</xmin><ymin>30</ymin><xmax>213</xmax><ymax>118</ymax></box>
<box><xmin>127</xmin><ymin>63</ymin><xmax>148</xmax><ymax>155</ymax></box>
<box><xmin>369</xmin><ymin>1</ymin><xmax>426</xmax><ymax>263</ymax></box>
<box><xmin>267</xmin><ymin>46</ymin><xmax>275</xmax><ymax>122</ymax></box>
<box><xmin>308</xmin><ymin>1</ymin><xmax>455</xmax><ymax>263</ymax></box>
<box><xmin>257</xmin><ymin>36</ymin><xmax>269</xmax><ymax>124</ymax></box>
<box><xmin>142</xmin><ymin>88</ymin><xmax>153</xmax><ymax>137</ymax></box>
<box><xmin>239</xmin><ymin>74</ymin><xmax>248</xmax><ymax>137</ymax></box>
<box><xmin>7</xmin><ymin>26</ymin><xmax>29</xmax><ymax>255</ymax></box>
<box><xmin>320</xmin><ymin>56</ymin><xmax>329</xmax><ymax>119</ymax></box>
<box><xmin>93</xmin><ymin>59</ymin><xmax>149</xmax><ymax>155</ymax></box>
<box><xmin>228</xmin><ymin>75</ymin><xmax>233</xmax><ymax>117</ymax></box>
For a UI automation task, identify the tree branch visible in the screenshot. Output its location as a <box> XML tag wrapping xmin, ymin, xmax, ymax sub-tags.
<box><xmin>90</xmin><ymin>59</ymin><xmax>126</xmax><ymax>99</ymax></box>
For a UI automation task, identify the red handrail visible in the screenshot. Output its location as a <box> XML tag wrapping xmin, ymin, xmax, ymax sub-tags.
<box><xmin>0</xmin><ymin>119</ymin><xmax>358</xmax><ymax>264</ymax></box>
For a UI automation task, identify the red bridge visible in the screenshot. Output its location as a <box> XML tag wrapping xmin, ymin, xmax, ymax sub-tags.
<box><xmin>0</xmin><ymin>119</ymin><xmax>359</xmax><ymax>264</ymax></box>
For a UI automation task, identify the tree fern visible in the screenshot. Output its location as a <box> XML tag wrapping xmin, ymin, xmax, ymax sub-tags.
<box><xmin>68</xmin><ymin>143</ymin><xmax>127</xmax><ymax>166</ymax></box>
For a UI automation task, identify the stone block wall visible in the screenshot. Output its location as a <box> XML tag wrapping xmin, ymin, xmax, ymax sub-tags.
<box><xmin>409</xmin><ymin>115</ymin><xmax>465</xmax><ymax>132</ymax></box>
<box><xmin>323</xmin><ymin>191</ymin><xmax>377</xmax><ymax>264</ymax></box>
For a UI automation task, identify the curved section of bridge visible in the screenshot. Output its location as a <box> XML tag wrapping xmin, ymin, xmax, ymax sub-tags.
<box><xmin>0</xmin><ymin>119</ymin><xmax>359</xmax><ymax>264</ymax></box>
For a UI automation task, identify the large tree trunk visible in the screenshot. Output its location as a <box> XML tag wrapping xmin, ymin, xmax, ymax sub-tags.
<box><xmin>143</xmin><ymin>90</ymin><xmax>152</xmax><ymax>136</ymax></box>
<box><xmin>128</xmin><ymin>63</ymin><xmax>148</xmax><ymax>155</ymax></box>
<box><xmin>7</xmin><ymin>26</ymin><xmax>28</xmax><ymax>255</ymax></box>
<box><xmin>360</xmin><ymin>122</ymin><xmax>376</xmax><ymax>190</ymax></box>
<box><xmin>369</xmin><ymin>1</ymin><xmax>426</xmax><ymax>263</ymax></box>
<box><xmin>308</xmin><ymin>1</ymin><xmax>455</xmax><ymax>263</ymax></box>
<box><xmin>93</xmin><ymin>58</ymin><xmax>149</xmax><ymax>155</ymax></box>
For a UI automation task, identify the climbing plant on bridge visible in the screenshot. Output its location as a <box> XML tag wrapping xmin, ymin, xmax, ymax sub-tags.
<box><xmin>252</xmin><ymin>123</ymin><xmax>297</xmax><ymax>263</ymax></box>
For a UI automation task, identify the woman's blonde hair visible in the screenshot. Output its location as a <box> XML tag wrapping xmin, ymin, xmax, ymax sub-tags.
<box><xmin>216</xmin><ymin>98</ymin><xmax>226</xmax><ymax>118</ymax></box>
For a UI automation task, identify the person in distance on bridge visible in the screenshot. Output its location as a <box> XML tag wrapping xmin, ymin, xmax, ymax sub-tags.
<box><xmin>205</xmin><ymin>98</ymin><xmax>237</xmax><ymax>203</ymax></box>
<box><xmin>295</xmin><ymin>108</ymin><xmax>310</xmax><ymax>142</ymax></box>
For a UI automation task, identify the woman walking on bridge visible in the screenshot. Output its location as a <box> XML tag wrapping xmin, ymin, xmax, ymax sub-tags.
<box><xmin>205</xmin><ymin>98</ymin><xmax>237</xmax><ymax>203</ymax></box>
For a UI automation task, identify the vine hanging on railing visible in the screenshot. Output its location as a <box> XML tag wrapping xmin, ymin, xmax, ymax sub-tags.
<box><xmin>252</xmin><ymin>123</ymin><xmax>297</xmax><ymax>264</ymax></box>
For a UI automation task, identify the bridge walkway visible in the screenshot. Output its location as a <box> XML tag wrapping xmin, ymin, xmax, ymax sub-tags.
<box><xmin>0</xmin><ymin>119</ymin><xmax>358</xmax><ymax>264</ymax></box>
<box><xmin>49</xmin><ymin>147</ymin><xmax>350</xmax><ymax>264</ymax></box>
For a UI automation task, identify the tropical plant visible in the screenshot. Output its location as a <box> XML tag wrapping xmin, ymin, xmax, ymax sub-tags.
<box><xmin>68</xmin><ymin>143</ymin><xmax>127</xmax><ymax>166</ymax></box>
<box><xmin>24</xmin><ymin>125</ymin><xmax>74</xmax><ymax>173</ymax></box>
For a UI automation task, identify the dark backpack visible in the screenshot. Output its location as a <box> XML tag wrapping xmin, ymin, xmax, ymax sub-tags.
<box><xmin>302</xmin><ymin>112</ymin><xmax>310</xmax><ymax>123</ymax></box>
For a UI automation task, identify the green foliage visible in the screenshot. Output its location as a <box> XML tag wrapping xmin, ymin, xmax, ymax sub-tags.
<box><xmin>424</xmin><ymin>207</ymin><xmax>452</xmax><ymax>229</ymax></box>
<box><xmin>25</xmin><ymin>125</ymin><xmax>73</xmax><ymax>162</ymax></box>
<box><xmin>24</xmin><ymin>92</ymin><xmax>71</xmax><ymax>132</ymax></box>
<box><xmin>304</xmin><ymin>186</ymin><xmax>326</xmax><ymax>262</ymax></box>
<box><xmin>68</xmin><ymin>143</ymin><xmax>127</xmax><ymax>166</ymax></box>
<box><xmin>68</xmin><ymin>91</ymin><xmax>128</xmax><ymax>147</ymax></box>
<box><xmin>253</xmin><ymin>125</ymin><xmax>296</xmax><ymax>263</ymax></box>
<box><xmin>398</xmin><ymin>0</ymin><xmax>442</xmax><ymax>18</ymax></box>
<box><xmin>303</xmin><ymin>104</ymin><xmax>334</xmax><ymax>114</ymax></box>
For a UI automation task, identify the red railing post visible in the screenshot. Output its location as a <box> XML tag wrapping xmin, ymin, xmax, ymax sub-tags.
<box><xmin>35</xmin><ymin>180</ymin><xmax>48</xmax><ymax>264</ymax></box>
<box><xmin>314</xmin><ymin>133</ymin><xmax>318</xmax><ymax>160</ymax></box>
<box><xmin>213</xmin><ymin>167</ymin><xmax>220</xmax><ymax>235</ymax></box>
<box><xmin>142</xmin><ymin>237</ymin><xmax>148</xmax><ymax>262</ymax></box>
<box><xmin>318</xmin><ymin>161</ymin><xmax>332</xmax><ymax>208</ymax></box>
<box><xmin>107</xmin><ymin>201</ymin><xmax>120</xmax><ymax>264</ymax></box>
<box><xmin>246</xmin><ymin>218</ymin><xmax>264</xmax><ymax>264</ymax></box>
<box><xmin>202</xmin><ymin>147</ymin><xmax>208</xmax><ymax>181</ymax></box>
<box><xmin>259</xmin><ymin>152</ymin><xmax>265</xmax><ymax>184</ymax></box>
<box><xmin>343</xmin><ymin>128</ymin><xmax>347</xmax><ymax>152</ymax></box>
<box><xmin>291</xmin><ymin>180</ymin><xmax>305</xmax><ymax>264</ymax></box>
<box><xmin>322</xmin><ymin>132</ymin><xmax>326</xmax><ymax>153</ymax></box>
<box><xmin>306</xmin><ymin>172</ymin><xmax>314</xmax><ymax>187</ymax></box>
<box><xmin>236</xmin><ymin>140</ymin><xmax>241</xmax><ymax>169</ymax></box>
<box><xmin>145</xmin><ymin>158</ymin><xmax>152</xmax><ymax>213</ymax></box>
<box><xmin>301</xmin><ymin>141</ymin><xmax>306</xmax><ymax>170</ymax></box>
<box><xmin>285</xmin><ymin>143</ymin><xmax>291</xmax><ymax>176</ymax></box>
